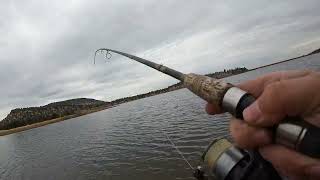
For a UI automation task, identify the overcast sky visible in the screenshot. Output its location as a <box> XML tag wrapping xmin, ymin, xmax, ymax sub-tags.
<box><xmin>1</xmin><ymin>0</ymin><xmax>320</xmax><ymax>119</ymax></box>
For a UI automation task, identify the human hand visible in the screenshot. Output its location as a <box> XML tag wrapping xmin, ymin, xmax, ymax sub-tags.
<box><xmin>206</xmin><ymin>70</ymin><xmax>320</xmax><ymax>179</ymax></box>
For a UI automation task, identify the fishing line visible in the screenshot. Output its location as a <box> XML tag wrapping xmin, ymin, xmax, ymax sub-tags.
<box><xmin>161</xmin><ymin>129</ymin><xmax>194</xmax><ymax>170</ymax></box>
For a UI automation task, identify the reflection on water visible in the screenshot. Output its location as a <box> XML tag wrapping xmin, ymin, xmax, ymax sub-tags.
<box><xmin>0</xmin><ymin>54</ymin><xmax>319</xmax><ymax>180</ymax></box>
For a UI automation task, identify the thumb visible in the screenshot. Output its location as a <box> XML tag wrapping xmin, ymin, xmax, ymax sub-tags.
<box><xmin>243</xmin><ymin>73</ymin><xmax>320</xmax><ymax>127</ymax></box>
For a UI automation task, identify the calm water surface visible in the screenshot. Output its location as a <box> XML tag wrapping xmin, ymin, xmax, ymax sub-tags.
<box><xmin>0</xmin><ymin>54</ymin><xmax>319</xmax><ymax>180</ymax></box>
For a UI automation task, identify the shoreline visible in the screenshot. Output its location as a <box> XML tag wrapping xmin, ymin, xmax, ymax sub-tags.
<box><xmin>0</xmin><ymin>53</ymin><xmax>309</xmax><ymax>136</ymax></box>
<box><xmin>248</xmin><ymin>54</ymin><xmax>307</xmax><ymax>72</ymax></box>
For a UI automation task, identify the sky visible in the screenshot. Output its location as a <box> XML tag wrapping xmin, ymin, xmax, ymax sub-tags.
<box><xmin>0</xmin><ymin>0</ymin><xmax>320</xmax><ymax>119</ymax></box>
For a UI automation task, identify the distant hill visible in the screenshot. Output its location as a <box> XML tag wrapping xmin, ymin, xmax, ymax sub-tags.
<box><xmin>0</xmin><ymin>98</ymin><xmax>109</xmax><ymax>130</ymax></box>
<box><xmin>47</xmin><ymin>98</ymin><xmax>106</xmax><ymax>107</ymax></box>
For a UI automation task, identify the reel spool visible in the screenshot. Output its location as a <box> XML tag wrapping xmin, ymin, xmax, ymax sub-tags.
<box><xmin>194</xmin><ymin>138</ymin><xmax>282</xmax><ymax>180</ymax></box>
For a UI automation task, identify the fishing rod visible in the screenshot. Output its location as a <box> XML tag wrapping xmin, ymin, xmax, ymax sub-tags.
<box><xmin>94</xmin><ymin>48</ymin><xmax>320</xmax><ymax>179</ymax></box>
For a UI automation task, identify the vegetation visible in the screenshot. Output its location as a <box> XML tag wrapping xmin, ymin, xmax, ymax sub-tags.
<box><xmin>0</xmin><ymin>98</ymin><xmax>110</xmax><ymax>130</ymax></box>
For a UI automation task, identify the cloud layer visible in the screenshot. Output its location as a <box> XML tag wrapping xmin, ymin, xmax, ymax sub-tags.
<box><xmin>1</xmin><ymin>0</ymin><xmax>320</xmax><ymax>119</ymax></box>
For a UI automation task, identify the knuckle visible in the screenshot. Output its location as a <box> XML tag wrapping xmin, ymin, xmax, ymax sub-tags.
<box><xmin>230</xmin><ymin>121</ymin><xmax>242</xmax><ymax>137</ymax></box>
<box><xmin>229</xmin><ymin>121</ymin><xmax>252</xmax><ymax>148</ymax></box>
<box><xmin>268</xmin><ymin>80</ymin><xmax>285</xmax><ymax>93</ymax></box>
<box><xmin>263</xmin><ymin>80</ymin><xmax>287</xmax><ymax>105</ymax></box>
<box><xmin>229</xmin><ymin>120</ymin><xmax>240</xmax><ymax>136</ymax></box>
<box><xmin>262</xmin><ymin>82</ymin><xmax>284</xmax><ymax>107</ymax></box>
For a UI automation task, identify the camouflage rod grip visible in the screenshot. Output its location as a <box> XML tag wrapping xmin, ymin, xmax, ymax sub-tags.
<box><xmin>183</xmin><ymin>73</ymin><xmax>233</xmax><ymax>105</ymax></box>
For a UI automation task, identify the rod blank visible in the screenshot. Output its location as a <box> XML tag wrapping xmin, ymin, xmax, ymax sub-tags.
<box><xmin>94</xmin><ymin>48</ymin><xmax>185</xmax><ymax>81</ymax></box>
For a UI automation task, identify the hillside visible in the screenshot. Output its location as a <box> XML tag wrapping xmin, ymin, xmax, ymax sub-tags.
<box><xmin>0</xmin><ymin>98</ymin><xmax>109</xmax><ymax>130</ymax></box>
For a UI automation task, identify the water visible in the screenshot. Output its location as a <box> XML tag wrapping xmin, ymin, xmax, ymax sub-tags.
<box><xmin>0</xmin><ymin>54</ymin><xmax>319</xmax><ymax>180</ymax></box>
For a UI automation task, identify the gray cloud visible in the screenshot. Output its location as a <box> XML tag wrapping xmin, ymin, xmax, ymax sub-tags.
<box><xmin>1</xmin><ymin>0</ymin><xmax>320</xmax><ymax>119</ymax></box>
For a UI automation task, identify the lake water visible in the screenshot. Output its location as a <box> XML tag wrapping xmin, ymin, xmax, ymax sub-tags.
<box><xmin>0</xmin><ymin>54</ymin><xmax>319</xmax><ymax>180</ymax></box>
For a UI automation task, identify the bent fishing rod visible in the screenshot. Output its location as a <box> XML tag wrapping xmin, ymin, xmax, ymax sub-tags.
<box><xmin>94</xmin><ymin>48</ymin><xmax>320</xmax><ymax>159</ymax></box>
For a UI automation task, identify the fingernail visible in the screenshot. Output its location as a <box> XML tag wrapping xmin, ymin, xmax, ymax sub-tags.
<box><xmin>307</xmin><ymin>166</ymin><xmax>320</xmax><ymax>180</ymax></box>
<box><xmin>243</xmin><ymin>101</ymin><xmax>262</xmax><ymax>123</ymax></box>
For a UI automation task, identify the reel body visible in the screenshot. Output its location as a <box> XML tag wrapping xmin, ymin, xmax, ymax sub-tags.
<box><xmin>194</xmin><ymin>139</ymin><xmax>282</xmax><ymax>180</ymax></box>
